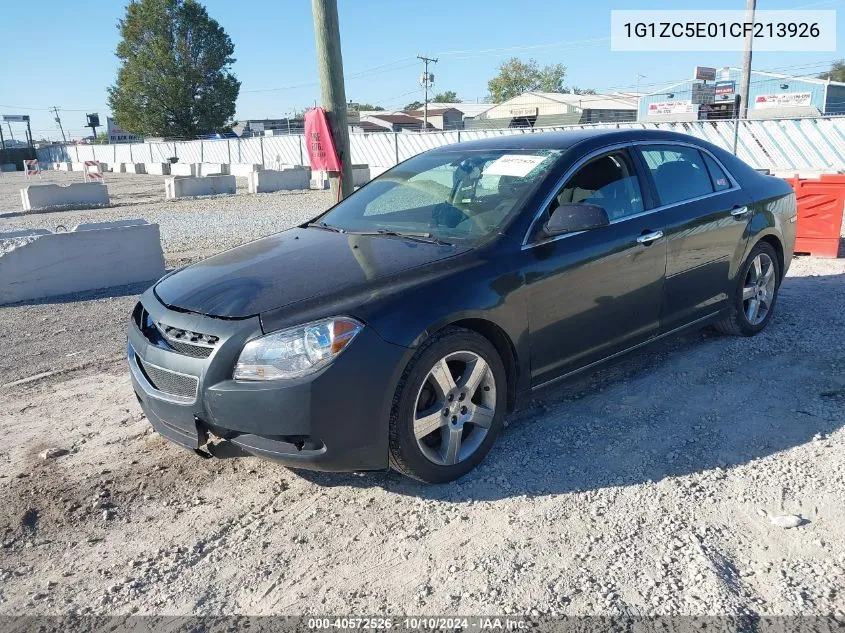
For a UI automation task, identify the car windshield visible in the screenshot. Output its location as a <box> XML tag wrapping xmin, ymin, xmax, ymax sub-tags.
<box><xmin>315</xmin><ymin>149</ymin><xmax>563</xmax><ymax>243</ymax></box>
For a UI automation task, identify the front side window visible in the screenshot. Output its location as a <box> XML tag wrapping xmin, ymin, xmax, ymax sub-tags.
<box><xmin>551</xmin><ymin>150</ymin><xmax>644</xmax><ymax>222</ymax></box>
<box><xmin>319</xmin><ymin>149</ymin><xmax>562</xmax><ymax>243</ymax></box>
<box><xmin>640</xmin><ymin>145</ymin><xmax>714</xmax><ymax>205</ymax></box>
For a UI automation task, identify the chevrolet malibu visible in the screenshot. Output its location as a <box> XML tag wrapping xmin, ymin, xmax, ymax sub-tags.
<box><xmin>127</xmin><ymin>129</ymin><xmax>796</xmax><ymax>483</ymax></box>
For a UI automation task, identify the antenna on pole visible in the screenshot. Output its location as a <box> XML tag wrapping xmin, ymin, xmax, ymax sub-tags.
<box><xmin>417</xmin><ymin>55</ymin><xmax>438</xmax><ymax>132</ymax></box>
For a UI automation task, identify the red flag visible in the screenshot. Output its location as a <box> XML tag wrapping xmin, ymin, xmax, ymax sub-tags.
<box><xmin>304</xmin><ymin>108</ymin><xmax>341</xmax><ymax>172</ymax></box>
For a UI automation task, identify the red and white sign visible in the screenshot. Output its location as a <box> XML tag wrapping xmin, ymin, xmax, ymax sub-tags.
<box><xmin>83</xmin><ymin>160</ymin><xmax>104</xmax><ymax>183</ymax></box>
<box><xmin>23</xmin><ymin>159</ymin><xmax>41</xmax><ymax>179</ymax></box>
<box><xmin>647</xmin><ymin>101</ymin><xmax>694</xmax><ymax>116</ymax></box>
<box><xmin>304</xmin><ymin>108</ymin><xmax>341</xmax><ymax>172</ymax></box>
<box><xmin>754</xmin><ymin>92</ymin><xmax>812</xmax><ymax>110</ymax></box>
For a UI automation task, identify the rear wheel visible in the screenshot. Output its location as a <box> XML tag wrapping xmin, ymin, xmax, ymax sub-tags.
<box><xmin>714</xmin><ymin>242</ymin><xmax>781</xmax><ymax>336</ymax></box>
<box><xmin>388</xmin><ymin>327</ymin><xmax>506</xmax><ymax>483</ymax></box>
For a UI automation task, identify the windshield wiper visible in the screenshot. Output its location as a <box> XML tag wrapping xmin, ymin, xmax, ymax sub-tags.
<box><xmin>307</xmin><ymin>221</ymin><xmax>345</xmax><ymax>233</ymax></box>
<box><xmin>347</xmin><ymin>229</ymin><xmax>452</xmax><ymax>246</ymax></box>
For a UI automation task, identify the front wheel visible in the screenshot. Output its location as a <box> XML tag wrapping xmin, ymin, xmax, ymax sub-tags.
<box><xmin>388</xmin><ymin>327</ymin><xmax>507</xmax><ymax>483</ymax></box>
<box><xmin>714</xmin><ymin>241</ymin><xmax>781</xmax><ymax>336</ymax></box>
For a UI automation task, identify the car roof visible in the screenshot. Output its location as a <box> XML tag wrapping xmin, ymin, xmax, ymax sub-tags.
<box><xmin>429</xmin><ymin>128</ymin><xmax>707</xmax><ymax>153</ymax></box>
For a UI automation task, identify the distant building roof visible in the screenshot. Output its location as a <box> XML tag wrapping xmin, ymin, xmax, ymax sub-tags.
<box><xmin>527</xmin><ymin>92</ymin><xmax>637</xmax><ymax>110</ymax></box>
<box><xmin>428</xmin><ymin>102</ymin><xmax>495</xmax><ymax>117</ymax></box>
<box><xmin>404</xmin><ymin>108</ymin><xmax>462</xmax><ymax>117</ymax></box>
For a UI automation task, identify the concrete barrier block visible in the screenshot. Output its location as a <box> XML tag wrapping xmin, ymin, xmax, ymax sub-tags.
<box><xmin>170</xmin><ymin>163</ymin><xmax>197</xmax><ymax>177</ymax></box>
<box><xmin>0</xmin><ymin>220</ymin><xmax>165</xmax><ymax>305</ymax></box>
<box><xmin>230</xmin><ymin>163</ymin><xmax>263</xmax><ymax>178</ymax></box>
<box><xmin>165</xmin><ymin>175</ymin><xmax>236</xmax><ymax>199</ymax></box>
<box><xmin>21</xmin><ymin>183</ymin><xmax>109</xmax><ymax>211</ymax></box>
<box><xmin>1</xmin><ymin>163</ymin><xmax>16</xmax><ymax>172</ymax></box>
<box><xmin>126</xmin><ymin>163</ymin><xmax>147</xmax><ymax>174</ymax></box>
<box><xmin>146</xmin><ymin>162</ymin><xmax>171</xmax><ymax>176</ymax></box>
<box><xmin>247</xmin><ymin>168</ymin><xmax>310</xmax><ymax>193</ymax></box>
<box><xmin>71</xmin><ymin>162</ymin><xmax>87</xmax><ymax>171</ymax></box>
<box><xmin>54</xmin><ymin>162</ymin><xmax>72</xmax><ymax>171</ymax></box>
<box><xmin>198</xmin><ymin>163</ymin><xmax>230</xmax><ymax>176</ymax></box>
<box><xmin>311</xmin><ymin>164</ymin><xmax>371</xmax><ymax>189</ymax></box>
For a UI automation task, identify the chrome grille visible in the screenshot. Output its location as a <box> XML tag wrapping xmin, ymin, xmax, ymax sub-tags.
<box><xmin>133</xmin><ymin>302</ymin><xmax>218</xmax><ymax>359</ymax></box>
<box><xmin>136</xmin><ymin>356</ymin><xmax>198</xmax><ymax>399</ymax></box>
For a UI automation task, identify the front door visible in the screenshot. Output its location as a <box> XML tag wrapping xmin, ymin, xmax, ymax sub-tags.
<box><xmin>522</xmin><ymin>148</ymin><xmax>667</xmax><ymax>387</ymax></box>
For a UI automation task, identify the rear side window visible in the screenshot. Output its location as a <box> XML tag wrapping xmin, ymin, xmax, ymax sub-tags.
<box><xmin>640</xmin><ymin>145</ymin><xmax>714</xmax><ymax>205</ymax></box>
<box><xmin>703</xmin><ymin>153</ymin><xmax>732</xmax><ymax>191</ymax></box>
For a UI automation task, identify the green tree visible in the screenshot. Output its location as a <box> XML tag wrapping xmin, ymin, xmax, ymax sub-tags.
<box><xmin>108</xmin><ymin>0</ymin><xmax>240</xmax><ymax>138</ymax></box>
<box><xmin>404</xmin><ymin>100</ymin><xmax>424</xmax><ymax>111</ymax></box>
<box><xmin>93</xmin><ymin>133</ymin><xmax>110</xmax><ymax>144</ymax></box>
<box><xmin>487</xmin><ymin>58</ymin><xmax>567</xmax><ymax>102</ymax></box>
<box><xmin>356</xmin><ymin>103</ymin><xmax>385</xmax><ymax>111</ymax></box>
<box><xmin>564</xmin><ymin>87</ymin><xmax>597</xmax><ymax>95</ymax></box>
<box><xmin>432</xmin><ymin>90</ymin><xmax>461</xmax><ymax>103</ymax></box>
<box><xmin>819</xmin><ymin>59</ymin><xmax>845</xmax><ymax>82</ymax></box>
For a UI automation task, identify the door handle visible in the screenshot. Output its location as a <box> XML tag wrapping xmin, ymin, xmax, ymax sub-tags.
<box><xmin>636</xmin><ymin>230</ymin><xmax>664</xmax><ymax>245</ymax></box>
<box><xmin>730</xmin><ymin>206</ymin><xmax>749</xmax><ymax>217</ymax></box>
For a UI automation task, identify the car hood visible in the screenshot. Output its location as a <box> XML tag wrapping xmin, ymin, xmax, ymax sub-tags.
<box><xmin>154</xmin><ymin>227</ymin><xmax>470</xmax><ymax>318</ymax></box>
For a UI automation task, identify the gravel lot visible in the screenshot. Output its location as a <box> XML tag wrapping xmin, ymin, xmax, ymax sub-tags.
<box><xmin>1</xmin><ymin>170</ymin><xmax>844</xmax><ymax>619</ymax></box>
<box><xmin>1</xmin><ymin>171</ymin><xmax>332</xmax><ymax>266</ymax></box>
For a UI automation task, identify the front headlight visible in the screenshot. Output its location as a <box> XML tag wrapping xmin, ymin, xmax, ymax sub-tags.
<box><xmin>233</xmin><ymin>317</ymin><xmax>363</xmax><ymax>381</ymax></box>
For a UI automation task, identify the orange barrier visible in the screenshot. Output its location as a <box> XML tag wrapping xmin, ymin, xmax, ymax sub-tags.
<box><xmin>783</xmin><ymin>174</ymin><xmax>844</xmax><ymax>258</ymax></box>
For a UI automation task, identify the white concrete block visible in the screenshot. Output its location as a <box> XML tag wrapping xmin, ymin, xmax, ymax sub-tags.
<box><xmin>21</xmin><ymin>183</ymin><xmax>109</xmax><ymax>211</ymax></box>
<box><xmin>165</xmin><ymin>175</ymin><xmax>236</xmax><ymax>199</ymax></box>
<box><xmin>247</xmin><ymin>168</ymin><xmax>310</xmax><ymax>193</ymax></box>
<box><xmin>0</xmin><ymin>220</ymin><xmax>165</xmax><ymax>305</ymax></box>
<box><xmin>126</xmin><ymin>163</ymin><xmax>147</xmax><ymax>174</ymax></box>
<box><xmin>170</xmin><ymin>163</ymin><xmax>197</xmax><ymax>176</ymax></box>
<box><xmin>54</xmin><ymin>162</ymin><xmax>72</xmax><ymax>171</ymax></box>
<box><xmin>1</xmin><ymin>163</ymin><xmax>16</xmax><ymax>172</ymax></box>
<box><xmin>197</xmin><ymin>163</ymin><xmax>230</xmax><ymax>176</ymax></box>
<box><xmin>230</xmin><ymin>163</ymin><xmax>263</xmax><ymax>178</ymax></box>
<box><xmin>146</xmin><ymin>162</ymin><xmax>171</xmax><ymax>176</ymax></box>
<box><xmin>70</xmin><ymin>162</ymin><xmax>87</xmax><ymax>172</ymax></box>
<box><xmin>310</xmin><ymin>164</ymin><xmax>371</xmax><ymax>189</ymax></box>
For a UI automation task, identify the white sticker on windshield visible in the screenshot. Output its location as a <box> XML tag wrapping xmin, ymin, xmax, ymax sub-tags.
<box><xmin>484</xmin><ymin>154</ymin><xmax>549</xmax><ymax>177</ymax></box>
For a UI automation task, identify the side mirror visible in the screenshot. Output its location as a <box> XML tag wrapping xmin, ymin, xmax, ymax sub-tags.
<box><xmin>544</xmin><ymin>203</ymin><xmax>609</xmax><ymax>235</ymax></box>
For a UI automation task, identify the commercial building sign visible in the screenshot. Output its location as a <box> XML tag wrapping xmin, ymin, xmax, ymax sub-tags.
<box><xmin>509</xmin><ymin>107</ymin><xmax>539</xmax><ymax>117</ymax></box>
<box><xmin>691</xmin><ymin>83</ymin><xmax>716</xmax><ymax>105</ymax></box>
<box><xmin>715</xmin><ymin>80</ymin><xmax>736</xmax><ymax>95</ymax></box>
<box><xmin>106</xmin><ymin>117</ymin><xmax>141</xmax><ymax>143</ymax></box>
<box><xmin>754</xmin><ymin>92</ymin><xmax>812</xmax><ymax>109</ymax></box>
<box><xmin>694</xmin><ymin>66</ymin><xmax>717</xmax><ymax>81</ymax></box>
<box><xmin>2</xmin><ymin>114</ymin><xmax>29</xmax><ymax>122</ymax></box>
<box><xmin>647</xmin><ymin>101</ymin><xmax>694</xmax><ymax>116</ymax></box>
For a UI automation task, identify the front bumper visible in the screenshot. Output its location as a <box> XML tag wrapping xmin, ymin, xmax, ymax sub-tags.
<box><xmin>128</xmin><ymin>289</ymin><xmax>409</xmax><ymax>472</ymax></box>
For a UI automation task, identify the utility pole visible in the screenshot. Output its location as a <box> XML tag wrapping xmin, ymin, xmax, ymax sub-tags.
<box><xmin>311</xmin><ymin>0</ymin><xmax>353</xmax><ymax>200</ymax></box>
<box><xmin>738</xmin><ymin>0</ymin><xmax>756</xmax><ymax>119</ymax></box>
<box><xmin>51</xmin><ymin>106</ymin><xmax>67</xmax><ymax>143</ymax></box>
<box><xmin>417</xmin><ymin>55</ymin><xmax>437</xmax><ymax>132</ymax></box>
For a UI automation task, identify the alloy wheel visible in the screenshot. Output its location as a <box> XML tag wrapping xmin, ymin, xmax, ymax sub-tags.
<box><xmin>742</xmin><ymin>252</ymin><xmax>776</xmax><ymax>325</ymax></box>
<box><xmin>412</xmin><ymin>351</ymin><xmax>497</xmax><ymax>466</ymax></box>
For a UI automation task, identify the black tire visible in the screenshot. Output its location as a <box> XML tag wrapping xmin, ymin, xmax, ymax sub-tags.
<box><xmin>388</xmin><ymin>326</ymin><xmax>507</xmax><ymax>483</ymax></box>
<box><xmin>713</xmin><ymin>241</ymin><xmax>781</xmax><ymax>336</ymax></box>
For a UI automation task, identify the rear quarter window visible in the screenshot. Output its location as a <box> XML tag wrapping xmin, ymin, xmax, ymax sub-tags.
<box><xmin>702</xmin><ymin>153</ymin><xmax>732</xmax><ymax>191</ymax></box>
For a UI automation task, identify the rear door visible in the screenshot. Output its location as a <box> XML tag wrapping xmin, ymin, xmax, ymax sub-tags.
<box><xmin>634</xmin><ymin>143</ymin><xmax>752</xmax><ymax>332</ymax></box>
<box><xmin>521</xmin><ymin>147</ymin><xmax>667</xmax><ymax>387</ymax></box>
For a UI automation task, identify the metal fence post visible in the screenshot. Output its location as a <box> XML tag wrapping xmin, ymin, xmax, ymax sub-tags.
<box><xmin>200</xmin><ymin>140</ymin><xmax>204</xmax><ymax>163</ymax></box>
<box><xmin>149</xmin><ymin>142</ymin><xmax>153</xmax><ymax>163</ymax></box>
<box><xmin>129</xmin><ymin>143</ymin><xmax>133</xmax><ymax>163</ymax></box>
<box><xmin>299</xmin><ymin>135</ymin><xmax>304</xmax><ymax>166</ymax></box>
<box><xmin>394</xmin><ymin>132</ymin><xmax>399</xmax><ymax>166</ymax></box>
<box><xmin>113</xmin><ymin>144</ymin><xmax>117</xmax><ymax>163</ymax></box>
<box><xmin>457</xmin><ymin>130</ymin><xmax>461</xmax><ymax>143</ymax></box>
<box><xmin>237</xmin><ymin>138</ymin><xmax>242</xmax><ymax>163</ymax></box>
<box><xmin>260</xmin><ymin>136</ymin><xmax>265</xmax><ymax>167</ymax></box>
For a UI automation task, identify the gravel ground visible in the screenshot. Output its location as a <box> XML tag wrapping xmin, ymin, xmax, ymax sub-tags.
<box><xmin>0</xmin><ymin>171</ymin><xmax>332</xmax><ymax>265</ymax></box>
<box><xmin>1</xmin><ymin>170</ymin><xmax>844</xmax><ymax>619</ymax></box>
